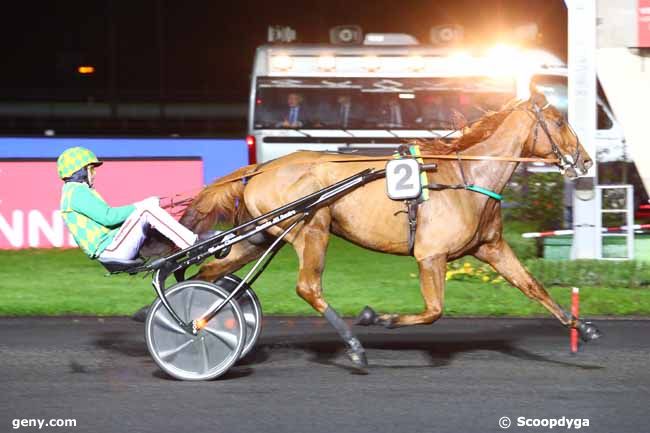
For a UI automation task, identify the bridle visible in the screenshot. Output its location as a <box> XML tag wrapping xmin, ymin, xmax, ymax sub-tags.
<box><xmin>528</xmin><ymin>102</ymin><xmax>582</xmax><ymax>175</ymax></box>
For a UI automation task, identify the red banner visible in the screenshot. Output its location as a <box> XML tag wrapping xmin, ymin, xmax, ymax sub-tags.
<box><xmin>640</xmin><ymin>0</ymin><xmax>650</xmax><ymax>47</ymax></box>
<box><xmin>0</xmin><ymin>160</ymin><xmax>203</xmax><ymax>249</ymax></box>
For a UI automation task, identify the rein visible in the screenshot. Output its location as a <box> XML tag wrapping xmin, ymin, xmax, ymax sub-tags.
<box><xmin>204</xmin><ymin>153</ymin><xmax>559</xmax><ymax>190</ymax></box>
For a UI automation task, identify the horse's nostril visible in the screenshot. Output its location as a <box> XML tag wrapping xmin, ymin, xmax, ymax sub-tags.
<box><xmin>584</xmin><ymin>160</ymin><xmax>593</xmax><ymax>170</ymax></box>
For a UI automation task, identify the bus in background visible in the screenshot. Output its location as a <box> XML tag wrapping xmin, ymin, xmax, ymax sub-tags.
<box><xmin>247</xmin><ymin>33</ymin><xmax>624</xmax><ymax>165</ymax></box>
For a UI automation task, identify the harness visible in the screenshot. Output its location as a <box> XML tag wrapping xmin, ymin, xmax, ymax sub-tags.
<box><xmin>394</xmin><ymin>144</ymin><xmax>505</xmax><ymax>255</ymax></box>
<box><xmin>392</xmin><ymin>103</ymin><xmax>582</xmax><ymax>255</ymax></box>
<box><xmin>394</xmin><ymin>145</ymin><xmax>425</xmax><ymax>254</ymax></box>
<box><xmin>162</xmin><ymin>102</ymin><xmax>582</xmax><ymax>256</ymax></box>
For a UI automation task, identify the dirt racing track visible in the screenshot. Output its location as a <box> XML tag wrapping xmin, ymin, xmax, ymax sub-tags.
<box><xmin>1</xmin><ymin>317</ymin><xmax>649</xmax><ymax>433</ymax></box>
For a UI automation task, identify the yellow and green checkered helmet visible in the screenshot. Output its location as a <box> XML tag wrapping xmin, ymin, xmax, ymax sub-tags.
<box><xmin>57</xmin><ymin>147</ymin><xmax>103</xmax><ymax>180</ymax></box>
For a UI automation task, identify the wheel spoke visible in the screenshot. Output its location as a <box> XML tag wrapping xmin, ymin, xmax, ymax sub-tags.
<box><xmin>158</xmin><ymin>339</ymin><xmax>194</xmax><ymax>361</ymax></box>
<box><xmin>203</xmin><ymin>325</ymin><xmax>238</xmax><ymax>350</ymax></box>
<box><xmin>200</xmin><ymin>339</ymin><xmax>210</xmax><ymax>373</ymax></box>
<box><xmin>184</xmin><ymin>287</ymin><xmax>195</xmax><ymax>321</ymax></box>
<box><xmin>154</xmin><ymin>312</ymin><xmax>187</xmax><ymax>336</ymax></box>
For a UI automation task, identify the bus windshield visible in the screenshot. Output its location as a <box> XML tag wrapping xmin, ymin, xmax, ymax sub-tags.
<box><xmin>253</xmin><ymin>77</ymin><xmax>516</xmax><ymax>130</ymax></box>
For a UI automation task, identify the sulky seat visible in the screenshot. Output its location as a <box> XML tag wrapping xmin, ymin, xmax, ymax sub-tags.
<box><xmin>98</xmin><ymin>257</ymin><xmax>145</xmax><ymax>274</ymax></box>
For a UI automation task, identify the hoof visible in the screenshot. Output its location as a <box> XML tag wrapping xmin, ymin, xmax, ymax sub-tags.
<box><xmin>376</xmin><ymin>314</ymin><xmax>399</xmax><ymax>329</ymax></box>
<box><xmin>577</xmin><ymin>321</ymin><xmax>602</xmax><ymax>342</ymax></box>
<box><xmin>131</xmin><ymin>305</ymin><xmax>150</xmax><ymax>323</ymax></box>
<box><xmin>345</xmin><ymin>337</ymin><xmax>368</xmax><ymax>371</ymax></box>
<box><xmin>346</xmin><ymin>348</ymin><xmax>368</xmax><ymax>371</ymax></box>
<box><xmin>356</xmin><ymin>306</ymin><xmax>379</xmax><ymax>326</ymax></box>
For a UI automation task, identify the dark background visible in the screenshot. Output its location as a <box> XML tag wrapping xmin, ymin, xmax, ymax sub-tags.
<box><xmin>1</xmin><ymin>0</ymin><xmax>567</xmax><ymax>103</ymax></box>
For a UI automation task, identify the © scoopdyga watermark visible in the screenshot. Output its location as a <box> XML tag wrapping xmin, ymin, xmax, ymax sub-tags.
<box><xmin>499</xmin><ymin>416</ymin><xmax>590</xmax><ymax>429</ymax></box>
<box><xmin>12</xmin><ymin>419</ymin><xmax>77</xmax><ymax>430</ymax></box>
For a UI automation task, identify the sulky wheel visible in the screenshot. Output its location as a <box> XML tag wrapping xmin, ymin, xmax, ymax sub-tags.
<box><xmin>214</xmin><ymin>274</ymin><xmax>263</xmax><ymax>359</ymax></box>
<box><xmin>145</xmin><ymin>280</ymin><xmax>246</xmax><ymax>381</ymax></box>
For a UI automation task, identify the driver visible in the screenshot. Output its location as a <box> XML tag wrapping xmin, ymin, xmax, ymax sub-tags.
<box><xmin>57</xmin><ymin>147</ymin><xmax>211</xmax><ymax>262</ymax></box>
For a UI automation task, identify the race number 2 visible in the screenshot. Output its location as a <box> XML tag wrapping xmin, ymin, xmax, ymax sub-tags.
<box><xmin>385</xmin><ymin>159</ymin><xmax>422</xmax><ymax>200</ymax></box>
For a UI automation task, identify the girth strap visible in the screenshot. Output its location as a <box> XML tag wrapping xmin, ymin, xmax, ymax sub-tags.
<box><xmin>394</xmin><ymin>144</ymin><xmax>421</xmax><ymax>256</ymax></box>
<box><xmin>406</xmin><ymin>199</ymin><xmax>418</xmax><ymax>255</ymax></box>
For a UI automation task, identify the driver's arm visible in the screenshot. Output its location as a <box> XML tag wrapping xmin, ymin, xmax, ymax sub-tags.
<box><xmin>70</xmin><ymin>185</ymin><xmax>136</xmax><ymax>228</ymax></box>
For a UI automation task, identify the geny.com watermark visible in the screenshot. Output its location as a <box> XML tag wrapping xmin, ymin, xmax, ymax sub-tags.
<box><xmin>499</xmin><ymin>416</ymin><xmax>590</xmax><ymax>430</ymax></box>
<box><xmin>12</xmin><ymin>419</ymin><xmax>77</xmax><ymax>430</ymax></box>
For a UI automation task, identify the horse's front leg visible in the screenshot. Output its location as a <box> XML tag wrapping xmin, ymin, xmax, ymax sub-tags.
<box><xmin>474</xmin><ymin>239</ymin><xmax>602</xmax><ymax>342</ymax></box>
<box><xmin>276</xmin><ymin>209</ymin><xmax>369</xmax><ymax>370</ymax></box>
<box><xmin>357</xmin><ymin>255</ymin><xmax>446</xmax><ymax>328</ymax></box>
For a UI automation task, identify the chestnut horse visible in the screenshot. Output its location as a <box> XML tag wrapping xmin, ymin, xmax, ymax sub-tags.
<box><xmin>174</xmin><ymin>92</ymin><xmax>600</xmax><ymax>369</ymax></box>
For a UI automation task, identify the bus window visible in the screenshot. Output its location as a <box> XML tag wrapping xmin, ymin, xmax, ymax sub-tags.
<box><xmin>253</xmin><ymin>77</ymin><xmax>515</xmax><ymax>130</ymax></box>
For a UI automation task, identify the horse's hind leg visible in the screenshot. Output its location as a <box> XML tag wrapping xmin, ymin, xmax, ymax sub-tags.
<box><xmin>474</xmin><ymin>239</ymin><xmax>602</xmax><ymax>342</ymax></box>
<box><xmin>357</xmin><ymin>255</ymin><xmax>446</xmax><ymax>328</ymax></box>
<box><xmin>191</xmin><ymin>241</ymin><xmax>267</xmax><ymax>282</ymax></box>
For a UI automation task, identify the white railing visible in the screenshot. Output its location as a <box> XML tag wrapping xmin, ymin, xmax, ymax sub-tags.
<box><xmin>595</xmin><ymin>184</ymin><xmax>634</xmax><ymax>260</ymax></box>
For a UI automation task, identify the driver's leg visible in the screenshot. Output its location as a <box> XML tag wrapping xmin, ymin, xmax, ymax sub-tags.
<box><xmin>99</xmin><ymin>216</ymin><xmax>149</xmax><ymax>260</ymax></box>
<box><xmin>134</xmin><ymin>201</ymin><xmax>197</xmax><ymax>249</ymax></box>
<box><xmin>100</xmin><ymin>202</ymin><xmax>198</xmax><ymax>260</ymax></box>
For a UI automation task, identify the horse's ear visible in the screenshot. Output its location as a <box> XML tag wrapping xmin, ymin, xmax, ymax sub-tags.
<box><xmin>529</xmin><ymin>83</ymin><xmax>548</xmax><ymax>109</ymax></box>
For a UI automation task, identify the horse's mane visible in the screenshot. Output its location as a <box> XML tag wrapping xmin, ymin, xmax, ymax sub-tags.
<box><xmin>417</xmin><ymin>98</ymin><xmax>523</xmax><ymax>154</ymax></box>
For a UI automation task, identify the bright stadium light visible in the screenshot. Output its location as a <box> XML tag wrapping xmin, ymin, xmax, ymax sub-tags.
<box><xmin>486</xmin><ymin>43</ymin><xmax>519</xmax><ymax>64</ymax></box>
<box><xmin>485</xmin><ymin>44</ymin><xmax>522</xmax><ymax>76</ymax></box>
<box><xmin>449</xmin><ymin>51</ymin><xmax>474</xmax><ymax>72</ymax></box>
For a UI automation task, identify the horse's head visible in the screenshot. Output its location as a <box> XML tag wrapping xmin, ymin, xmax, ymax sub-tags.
<box><xmin>524</xmin><ymin>90</ymin><xmax>593</xmax><ymax>179</ymax></box>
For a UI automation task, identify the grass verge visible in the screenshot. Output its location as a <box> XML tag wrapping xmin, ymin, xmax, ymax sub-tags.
<box><xmin>1</xmin><ymin>236</ymin><xmax>650</xmax><ymax>317</ymax></box>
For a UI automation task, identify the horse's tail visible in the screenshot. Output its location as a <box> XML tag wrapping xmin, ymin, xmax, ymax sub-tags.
<box><xmin>180</xmin><ymin>164</ymin><xmax>255</xmax><ymax>233</ymax></box>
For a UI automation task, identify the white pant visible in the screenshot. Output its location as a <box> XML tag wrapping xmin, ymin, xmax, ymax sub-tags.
<box><xmin>99</xmin><ymin>202</ymin><xmax>197</xmax><ymax>261</ymax></box>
